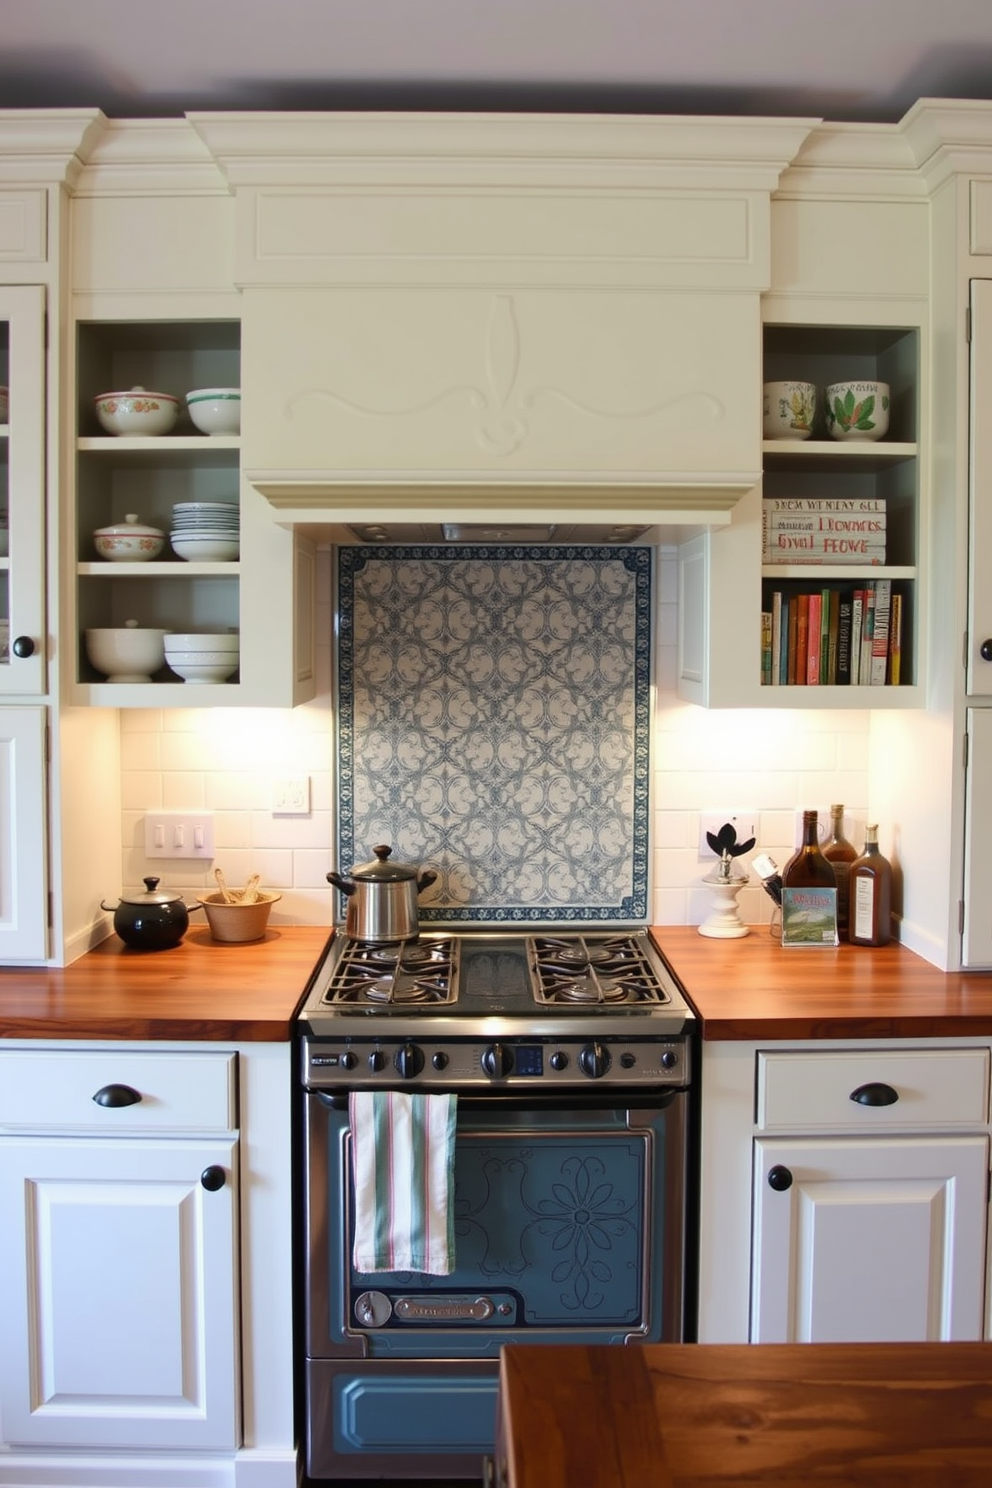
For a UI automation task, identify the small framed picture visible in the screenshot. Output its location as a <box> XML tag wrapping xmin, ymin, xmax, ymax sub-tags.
<box><xmin>781</xmin><ymin>886</ymin><xmax>839</xmax><ymax>947</ymax></box>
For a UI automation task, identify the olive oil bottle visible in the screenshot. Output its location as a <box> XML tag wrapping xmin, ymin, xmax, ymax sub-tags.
<box><xmin>849</xmin><ymin>824</ymin><xmax>893</xmax><ymax>947</ymax></box>
<box><xmin>823</xmin><ymin>804</ymin><xmax>858</xmax><ymax>939</ymax></box>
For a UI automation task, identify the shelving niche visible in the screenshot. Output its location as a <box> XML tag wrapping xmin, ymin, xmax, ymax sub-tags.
<box><xmin>761</xmin><ymin>323</ymin><xmax>920</xmax><ymax>696</ymax></box>
<box><xmin>72</xmin><ymin>319</ymin><xmax>241</xmax><ymax>705</ymax></box>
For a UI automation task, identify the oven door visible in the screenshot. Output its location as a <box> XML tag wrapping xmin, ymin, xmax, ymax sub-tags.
<box><xmin>302</xmin><ymin>1088</ymin><xmax>688</xmax><ymax>1477</ymax></box>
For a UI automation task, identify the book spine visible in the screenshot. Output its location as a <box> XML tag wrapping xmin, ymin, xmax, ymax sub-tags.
<box><xmin>787</xmin><ymin>597</ymin><xmax>799</xmax><ymax>684</ymax></box>
<box><xmin>889</xmin><ymin>591</ymin><xmax>903</xmax><ymax>685</ymax></box>
<box><xmin>761</xmin><ymin>611</ymin><xmax>773</xmax><ymax>686</ymax></box>
<box><xmin>780</xmin><ymin>597</ymin><xmax>791</xmax><ymax>685</ymax></box>
<box><xmin>770</xmin><ymin>591</ymin><xmax>783</xmax><ymax>685</ymax></box>
<box><xmin>762</xmin><ymin>497</ymin><xmax>887</xmax><ymax>512</ymax></box>
<box><xmin>763</xmin><ymin>533</ymin><xmax>887</xmax><ymax>561</ymax></box>
<box><xmin>836</xmin><ymin>598</ymin><xmax>853</xmax><ymax>684</ymax></box>
<box><xmin>795</xmin><ymin>593</ymin><xmax>810</xmax><ymax>685</ymax></box>
<box><xmin>763</xmin><ymin>512</ymin><xmax>887</xmax><ymax>534</ymax></box>
<box><xmin>860</xmin><ymin>589</ymin><xmax>876</xmax><ymax>684</ymax></box>
<box><xmin>806</xmin><ymin>592</ymin><xmax>822</xmax><ymax>684</ymax></box>
<box><xmin>826</xmin><ymin>589</ymin><xmax>839</xmax><ymax>684</ymax></box>
<box><xmin>850</xmin><ymin>592</ymin><xmax>864</xmax><ymax>686</ymax></box>
<box><xmin>870</xmin><ymin>578</ymin><xmax>892</xmax><ymax>684</ymax></box>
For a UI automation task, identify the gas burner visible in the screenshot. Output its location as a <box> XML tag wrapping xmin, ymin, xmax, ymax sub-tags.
<box><xmin>529</xmin><ymin>934</ymin><xmax>670</xmax><ymax>1007</ymax></box>
<box><xmin>320</xmin><ymin>934</ymin><xmax>459</xmax><ymax>1007</ymax></box>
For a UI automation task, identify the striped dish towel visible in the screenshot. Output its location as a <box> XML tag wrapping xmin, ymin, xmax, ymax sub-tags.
<box><xmin>349</xmin><ymin>1090</ymin><xmax>458</xmax><ymax>1275</ymax></box>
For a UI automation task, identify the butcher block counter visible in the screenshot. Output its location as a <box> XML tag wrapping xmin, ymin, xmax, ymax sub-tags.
<box><xmin>496</xmin><ymin>1341</ymin><xmax>992</xmax><ymax>1487</ymax></box>
<box><xmin>0</xmin><ymin>925</ymin><xmax>331</xmax><ymax>1041</ymax></box>
<box><xmin>651</xmin><ymin>926</ymin><xmax>992</xmax><ymax>1040</ymax></box>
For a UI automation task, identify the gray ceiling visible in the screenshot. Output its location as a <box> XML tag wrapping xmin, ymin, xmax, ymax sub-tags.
<box><xmin>4</xmin><ymin>0</ymin><xmax>992</xmax><ymax>123</ymax></box>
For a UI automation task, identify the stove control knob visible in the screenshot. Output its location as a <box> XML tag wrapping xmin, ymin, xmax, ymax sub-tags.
<box><xmin>549</xmin><ymin>1051</ymin><xmax>569</xmax><ymax>1071</ymax></box>
<box><xmin>661</xmin><ymin>1050</ymin><xmax>679</xmax><ymax>1070</ymax></box>
<box><xmin>481</xmin><ymin>1043</ymin><xmax>513</xmax><ymax>1079</ymax></box>
<box><xmin>432</xmin><ymin>1051</ymin><xmax>449</xmax><ymax>1070</ymax></box>
<box><xmin>578</xmin><ymin>1042</ymin><xmax>611</xmax><ymax>1080</ymax></box>
<box><xmin>340</xmin><ymin>1051</ymin><xmax>357</xmax><ymax>1071</ymax></box>
<box><xmin>368</xmin><ymin>1050</ymin><xmax>387</xmax><ymax>1073</ymax></box>
<box><xmin>619</xmin><ymin>1052</ymin><xmax>636</xmax><ymax>1069</ymax></box>
<box><xmin>395</xmin><ymin>1043</ymin><xmax>424</xmax><ymax>1079</ymax></box>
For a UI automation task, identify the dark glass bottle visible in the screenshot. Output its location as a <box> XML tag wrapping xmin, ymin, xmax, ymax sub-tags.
<box><xmin>782</xmin><ymin>810</ymin><xmax>837</xmax><ymax>892</ymax></box>
<box><xmin>823</xmin><ymin>804</ymin><xmax>858</xmax><ymax>939</ymax></box>
<box><xmin>849</xmin><ymin>824</ymin><xmax>893</xmax><ymax>947</ymax></box>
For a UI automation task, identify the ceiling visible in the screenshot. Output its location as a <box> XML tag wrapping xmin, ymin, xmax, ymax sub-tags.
<box><xmin>4</xmin><ymin>0</ymin><xmax>992</xmax><ymax>124</ymax></box>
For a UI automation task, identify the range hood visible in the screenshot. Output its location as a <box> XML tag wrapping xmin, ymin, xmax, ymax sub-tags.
<box><xmin>190</xmin><ymin>111</ymin><xmax>817</xmax><ymax>532</ymax></box>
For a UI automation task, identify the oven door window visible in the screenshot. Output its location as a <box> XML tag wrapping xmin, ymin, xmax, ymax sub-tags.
<box><xmin>308</xmin><ymin>1099</ymin><xmax>681</xmax><ymax>1355</ymax></box>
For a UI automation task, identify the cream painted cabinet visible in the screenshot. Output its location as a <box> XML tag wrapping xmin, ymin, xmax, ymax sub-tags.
<box><xmin>0</xmin><ymin>706</ymin><xmax>47</xmax><ymax>960</ymax></box>
<box><xmin>0</xmin><ymin>1049</ymin><xmax>239</xmax><ymax>1451</ymax></box>
<box><xmin>963</xmin><ymin>282</ymin><xmax>992</xmax><ymax>965</ymax></box>
<box><xmin>0</xmin><ymin>284</ymin><xmax>46</xmax><ymax>695</ymax></box>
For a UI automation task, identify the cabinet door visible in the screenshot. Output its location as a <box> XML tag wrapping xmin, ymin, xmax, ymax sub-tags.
<box><xmin>963</xmin><ymin>708</ymin><xmax>992</xmax><ymax>967</ymax></box>
<box><xmin>0</xmin><ymin>1134</ymin><xmax>239</xmax><ymax>1450</ymax></box>
<box><xmin>0</xmin><ymin>705</ymin><xmax>47</xmax><ymax>960</ymax></box>
<box><xmin>0</xmin><ymin>284</ymin><xmax>46</xmax><ymax>695</ymax></box>
<box><xmin>752</xmin><ymin>1135</ymin><xmax>988</xmax><ymax>1343</ymax></box>
<box><xmin>969</xmin><ymin>279</ymin><xmax>992</xmax><ymax>696</ymax></box>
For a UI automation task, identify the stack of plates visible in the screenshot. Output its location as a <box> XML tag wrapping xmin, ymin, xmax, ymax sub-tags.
<box><xmin>170</xmin><ymin>501</ymin><xmax>240</xmax><ymax>562</ymax></box>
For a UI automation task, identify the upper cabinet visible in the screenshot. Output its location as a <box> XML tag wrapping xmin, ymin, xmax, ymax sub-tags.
<box><xmin>0</xmin><ymin>284</ymin><xmax>46</xmax><ymax>696</ymax></box>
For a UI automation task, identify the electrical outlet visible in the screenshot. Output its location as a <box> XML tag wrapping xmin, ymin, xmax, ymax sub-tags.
<box><xmin>794</xmin><ymin>807</ymin><xmax>830</xmax><ymax>848</ymax></box>
<box><xmin>699</xmin><ymin>811</ymin><xmax>759</xmax><ymax>858</ymax></box>
<box><xmin>272</xmin><ymin>775</ymin><xmax>311</xmax><ymax>815</ymax></box>
<box><xmin>144</xmin><ymin>811</ymin><xmax>215</xmax><ymax>860</ymax></box>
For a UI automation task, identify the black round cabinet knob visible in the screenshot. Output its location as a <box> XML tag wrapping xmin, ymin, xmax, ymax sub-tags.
<box><xmin>200</xmin><ymin>1166</ymin><xmax>226</xmax><ymax>1191</ymax></box>
<box><xmin>981</xmin><ymin>639</ymin><xmax>992</xmax><ymax>662</ymax></box>
<box><xmin>11</xmin><ymin>636</ymin><xmax>35</xmax><ymax>659</ymax></box>
<box><xmin>767</xmin><ymin>1165</ymin><xmax>794</xmax><ymax>1192</ymax></box>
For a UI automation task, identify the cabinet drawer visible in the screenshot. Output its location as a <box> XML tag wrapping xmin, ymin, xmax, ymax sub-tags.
<box><xmin>756</xmin><ymin>1048</ymin><xmax>990</xmax><ymax>1132</ymax></box>
<box><xmin>0</xmin><ymin>1050</ymin><xmax>236</xmax><ymax>1132</ymax></box>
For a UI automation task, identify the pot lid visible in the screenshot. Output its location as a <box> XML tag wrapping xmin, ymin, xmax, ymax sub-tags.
<box><xmin>351</xmin><ymin>845</ymin><xmax>420</xmax><ymax>882</ymax></box>
<box><xmin>94</xmin><ymin>513</ymin><xmax>165</xmax><ymax>538</ymax></box>
<box><xmin>118</xmin><ymin>876</ymin><xmax>185</xmax><ymax>906</ymax></box>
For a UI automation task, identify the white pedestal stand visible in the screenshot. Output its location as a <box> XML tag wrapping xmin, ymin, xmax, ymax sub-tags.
<box><xmin>698</xmin><ymin>871</ymin><xmax>750</xmax><ymax>939</ymax></box>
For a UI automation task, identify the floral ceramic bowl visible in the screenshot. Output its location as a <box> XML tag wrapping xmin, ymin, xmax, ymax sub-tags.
<box><xmin>93</xmin><ymin>513</ymin><xmax>165</xmax><ymax>562</ymax></box>
<box><xmin>824</xmin><ymin>380</ymin><xmax>890</xmax><ymax>441</ymax></box>
<box><xmin>94</xmin><ymin>386</ymin><xmax>179</xmax><ymax>437</ymax></box>
<box><xmin>763</xmin><ymin>381</ymin><xmax>817</xmax><ymax>440</ymax></box>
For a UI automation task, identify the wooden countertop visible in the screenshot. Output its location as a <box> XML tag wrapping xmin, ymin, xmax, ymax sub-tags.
<box><xmin>498</xmin><ymin>1341</ymin><xmax>992</xmax><ymax>1487</ymax></box>
<box><xmin>651</xmin><ymin>926</ymin><xmax>992</xmax><ymax>1040</ymax></box>
<box><xmin>0</xmin><ymin>926</ymin><xmax>331</xmax><ymax>1042</ymax></box>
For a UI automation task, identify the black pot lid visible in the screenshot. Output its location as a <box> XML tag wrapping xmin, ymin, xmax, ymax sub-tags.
<box><xmin>350</xmin><ymin>845</ymin><xmax>421</xmax><ymax>882</ymax></box>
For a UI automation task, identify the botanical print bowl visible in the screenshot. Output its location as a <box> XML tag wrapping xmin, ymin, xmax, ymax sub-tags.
<box><xmin>94</xmin><ymin>387</ymin><xmax>179</xmax><ymax>436</ymax></box>
<box><xmin>824</xmin><ymin>380</ymin><xmax>890</xmax><ymax>441</ymax></box>
<box><xmin>763</xmin><ymin>381</ymin><xmax>817</xmax><ymax>440</ymax></box>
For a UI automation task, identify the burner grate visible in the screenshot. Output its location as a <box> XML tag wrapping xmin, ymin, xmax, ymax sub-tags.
<box><xmin>529</xmin><ymin>934</ymin><xmax>671</xmax><ymax>1006</ymax></box>
<box><xmin>320</xmin><ymin>935</ymin><xmax>459</xmax><ymax>1006</ymax></box>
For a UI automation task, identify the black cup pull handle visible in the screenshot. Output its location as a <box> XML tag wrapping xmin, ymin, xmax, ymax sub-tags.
<box><xmin>92</xmin><ymin>1083</ymin><xmax>142</xmax><ymax>1108</ymax></box>
<box><xmin>11</xmin><ymin>636</ymin><xmax>35</xmax><ymax>659</ymax></box>
<box><xmin>201</xmin><ymin>1165</ymin><xmax>227</xmax><ymax>1192</ymax></box>
<box><xmin>767</xmin><ymin>1165</ymin><xmax>793</xmax><ymax>1191</ymax></box>
<box><xmin>850</xmin><ymin>1082</ymin><xmax>899</xmax><ymax>1107</ymax></box>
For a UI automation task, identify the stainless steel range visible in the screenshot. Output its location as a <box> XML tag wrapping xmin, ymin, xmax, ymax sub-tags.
<box><xmin>298</xmin><ymin>928</ymin><xmax>695</xmax><ymax>1481</ymax></box>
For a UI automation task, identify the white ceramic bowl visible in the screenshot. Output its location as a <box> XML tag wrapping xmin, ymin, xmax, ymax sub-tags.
<box><xmin>85</xmin><ymin>622</ymin><xmax>167</xmax><ymax>682</ymax></box>
<box><xmin>165</xmin><ymin>655</ymin><xmax>239</xmax><ymax>684</ymax></box>
<box><xmin>824</xmin><ymin>380</ymin><xmax>890</xmax><ymax>441</ymax></box>
<box><xmin>93</xmin><ymin>514</ymin><xmax>165</xmax><ymax>563</ymax></box>
<box><xmin>164</xmin><ymin>632</ymin><xmax>240</xmax><ymax>652</ymax></box>
<box><xmin>763</xmin><ymin>381</ymin><xmax>817</xmax><ymax>440</ymax></box>
<box><xmin>94</xmin><ymin>387</ymin><xmax>179</xmax><ymax>437</ymax></box>
<box><xmin>186</xmin><ymin>387</ymin><xmax>241</xmax><ymax>436</ymax></box>
<box><xmin>170</xmin><ymin>534</ymin><xmax>240</xmax><ymax>562</ymax></box>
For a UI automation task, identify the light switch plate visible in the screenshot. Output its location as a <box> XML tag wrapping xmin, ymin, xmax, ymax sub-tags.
<box><xmin>144</xmin><ymin>811</ymin><xmax>215</xmax><ymax>860</ymax></box>
<box><xmin>272</xmin><ymin>776</ymin><xmax>311</xmax><ymax>815</ymax></box>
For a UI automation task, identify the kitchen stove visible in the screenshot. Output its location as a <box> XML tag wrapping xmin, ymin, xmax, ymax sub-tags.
<box><xmin>298</xmin><ymin>927</ymin><xmax>696</xmax><ymax>1479</ymax></box>
<box><xmin>298</xmin><ymin>929</ymin><xmax>693</xmax><ymax>1092</ymax></box>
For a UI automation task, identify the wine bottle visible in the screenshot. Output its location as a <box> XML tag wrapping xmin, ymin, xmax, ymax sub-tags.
<box><xmin>781</xmin><ymin>810</ymin><xmax>837</xmax><ymax>891</ymax></box>
<box><xmin>822</xmin><ymin>804</ymin><xmax>857</xmax><ymax>939</ymax></box>
<box><xmin>849</xmin><ymin>824</ymin><xmax>893</xmax><ymax>947</ymax></box>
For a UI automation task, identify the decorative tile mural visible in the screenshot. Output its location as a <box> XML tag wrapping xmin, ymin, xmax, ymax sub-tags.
<box><xmin>336</xmin><ymin>545</ymin><xmax>651</xmax><ymax>923</ymax></box>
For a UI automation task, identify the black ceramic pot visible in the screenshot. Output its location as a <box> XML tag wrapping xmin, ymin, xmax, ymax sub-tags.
<box><xmin>101</xmin><ymin>876</ymin><xmax>202</xmax><ymax>951</ymax></box>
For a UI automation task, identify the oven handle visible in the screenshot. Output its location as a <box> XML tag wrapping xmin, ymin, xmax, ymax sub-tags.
<box><xmin>312</xmin><ymin>1088</ymin><xmax>687</xmax><ymax>1113</ymax></box>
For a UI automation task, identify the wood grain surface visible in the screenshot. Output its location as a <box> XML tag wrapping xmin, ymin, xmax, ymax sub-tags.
<box><xmin>499</xmin><ymin>1341</ymin><xmax>992</xmax><ymax>1487</ymax></box>
<box><xmin>0</xmin><ymin>926</ymin><xmax>331</xmax><ymax>1041</ymax></box>
<box><xmin>651</xmin><ymin>926</ymin><xmax>992</xmax><ymax>1040</ymax></box>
